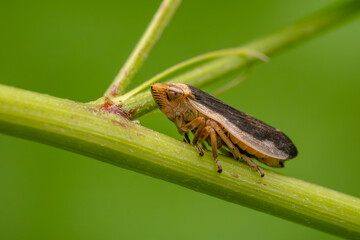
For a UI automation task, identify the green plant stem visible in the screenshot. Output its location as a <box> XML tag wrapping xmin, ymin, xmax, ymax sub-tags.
<box><xmin>104</xmin><ymin>0</ymin><xmax>182</xmax><ymax>97</ymax></box>
<box><xmin>0</xmin><ymin>84</ymin><xmax>359</xmax><ymax>239</ymax></box>
<box><xmin>120</xmin><ymin>0</ymin><xmax>360</xmax><ymax>119</ymax></box>
<box><xmin>113</xmin><ymin>48</ymin><xmax>268</xmax><ymax>102</ymax></box>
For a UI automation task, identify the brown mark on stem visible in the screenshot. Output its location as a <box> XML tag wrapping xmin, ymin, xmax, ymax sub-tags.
<box><xmin>109</xmin><ymin>84</ymin><xmax>119</xmax><ymax>97</ymax></box>
<box><xmin>98</xmin><ymin>97</ymin><xmax>136</xmax><ymax>119</ymax></box>
<box><xmin>111</xmin><ymin>120</ymin><xmax>126</xmax><ymax>128</ymax></box>
<box><xmin>256</xmin><ymin>182</ymin><xmax>267</xmax><ymax>186</ymax></box>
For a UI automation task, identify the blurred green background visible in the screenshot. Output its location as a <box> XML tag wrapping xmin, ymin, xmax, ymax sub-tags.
<box><xmin>1</xmin><ymin>0</ymin><xmax>359</xmax><ymax>239</ymax></box>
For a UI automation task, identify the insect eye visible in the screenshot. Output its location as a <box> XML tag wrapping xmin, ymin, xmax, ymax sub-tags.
<box><xmin>167</xmin><ymin>88</ymin><xmax>184</xmax><ymax>100</ymax></box>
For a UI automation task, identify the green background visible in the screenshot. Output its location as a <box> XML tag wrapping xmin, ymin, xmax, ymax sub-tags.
<box><xmin>1</xmin><ymin>0</ymin><xmax>359</xmax><ymax>239</ymax></box>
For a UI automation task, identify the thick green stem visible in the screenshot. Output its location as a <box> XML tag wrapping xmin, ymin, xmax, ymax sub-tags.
<box><xmin>104</xmin><ymin>0</ymin><xmax>182</xmax><ymax>97</ymax></box>
<box><xmin>0</xmin><ymin>84</ymin><xmax>359</xmax><ymax>239</ymax></box>
<box><xmin>121</xmin><ymin>0</ymin><xmax>360</xmax><ymax>119</ymax></box>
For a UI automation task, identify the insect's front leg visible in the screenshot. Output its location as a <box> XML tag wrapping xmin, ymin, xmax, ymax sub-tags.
<box><xmin>184</xmin><ymin>117</ymin><xmax>206</xmax><ymax>156</ymax></box>
<box><xmin>183</xmin><ymin>133</ymin><xmax>191</xmax><ymax>144</ymax></box>
<box><xmin>175</xmin><ymin>112</ymin><xmax>188</xmax><ymax>138</ymax></box>
<box><xmin>198</xmin><ymin>126</ymin><xmax>222</xmax><ymax>173</ymax></box>
<box><xmin>207</xmin><ymin>120</ymin><xmax>264</xmax><ymax>177</ymax></box>
<box><xmin>177</xmin><ymin>116</ymin><xmax>206</xmax><ymax>156</ymax></box>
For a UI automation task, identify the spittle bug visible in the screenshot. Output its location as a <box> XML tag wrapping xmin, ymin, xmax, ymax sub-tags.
<box><xmin>151</xmin><ymin>83</ymin><xmax>297</xmax><ymax>177</ymax></box>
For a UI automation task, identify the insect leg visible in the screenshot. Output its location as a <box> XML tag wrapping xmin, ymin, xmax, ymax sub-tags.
<box><xmin>183</xmin><ymin>133</ymin><xmax>191</xmax><ymax>143</ymax></box>
<box><xmin>240</xmin><ymin>154</ymin><xmax>265</xmax><ymax>177</ymax></box>
<box><xmin>176</xmin><ymin>114</ymin><xmax>207</xmax><ymax>156</ymax></box>
<box><xmin>200</xmin><ymin>141</ymin><xmax>209</xmax><ymax>151</ymax></box>
<box><xmin>182</xmin><ymin>117</ymin><xmax>206</xmax><ymax>156</ymax></box>
<box><xmin>181</xmin><ymin>117</ymin><xmax>205</xmax><ymax>132</ymax></box>
<box><xmin>206</xmin><ymin>120</ymin><xmax>241</xmax><ymax>158</ymax></box>
<box><xmin>199</xmin><ymin>126</ymin><xmax>222</xmax><ymax>173</ymax></box>
<box><xmin>189</xmin><ymin>118</ymin><xmax>206</xmax><ymax>156</ymax></box>
<box><xmin>207</xmin><ymin>120</ymin><xmax>264</xmax><ymax>177</ymax></box>
<box><xmin>175</xmin><ymin>113</ymin><xmax>197</xmax><ymax>143</ymax></box>
<box><xmin>175</xmin><ymin>112</ymin><xmax>187</xmax><ymax>137</ymax></box>
<box><xmin>219</xmin><ymin>147</ymin><xmax>233</xmax><ymax>157</ymax></box>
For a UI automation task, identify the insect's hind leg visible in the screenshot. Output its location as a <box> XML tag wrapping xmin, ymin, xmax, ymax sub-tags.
<box><xmin>238</xmin><ymin>153</ymin><xmax>264</xmax><ymax>177</ymax></box>
<box><xmin>207</xmin><ymin>120</ymin><xmax>265</xmax><ymax>177</ymax></box>
<box><xmin>207</xmin><ymin>120</ymin><xmax>240</xmax><ymax>156</ymax></box>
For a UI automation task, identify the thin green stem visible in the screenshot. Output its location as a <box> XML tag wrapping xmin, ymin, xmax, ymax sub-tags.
<box><xmin>0</xmin><ymin>84</ymin><xmax>359</xmax><ymax>239</ymax></box>
<box><xmin>211</xmin><ymin>67</ymin><xmax>251</xmax><ymax>96</ymax></box>
<box><xmin>113</xmin><ymin>48</ymin><xmax>268</xmax><ymax>102</ymax></box>
<box><xmin>122</xmin><ymin>55</ymin><xmax>245</xmax><ymax>118</ymax></box>
<box><xmin>121</xmin><ymin>0</ymin><xmax>360</xmax><ymax>119</ymax></box>
<box><xmin>104</xmin><ymin>0</ymin><xmax>182</xmax><ymax>97</ymax></box>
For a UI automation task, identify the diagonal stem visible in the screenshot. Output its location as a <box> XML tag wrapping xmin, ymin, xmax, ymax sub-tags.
<box><xmin>104</xmin><ymin>0</ymin><xmax>182</xmax><ymax>97</ymax></box>
<box><xmin>113</xmin><ymin>48</ymin><xmax>268</xmax><ymax>102</ymax></box>
<box><xmin>120</xmin><ymin>0</ymin><xmax>360</xmax><ymax>119</ymax></box>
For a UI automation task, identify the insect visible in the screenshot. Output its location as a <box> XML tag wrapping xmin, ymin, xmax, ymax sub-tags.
<box><xmin>151</xmin><ymin>83</ymin><xmax>297</xmax><ymax>177</ymax></box>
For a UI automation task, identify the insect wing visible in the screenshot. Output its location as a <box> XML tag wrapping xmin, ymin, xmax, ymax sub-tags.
<box><xmin>186</xmin><ymin>85</ymin><xmax>297</xmax><ymax>160</ymax></box>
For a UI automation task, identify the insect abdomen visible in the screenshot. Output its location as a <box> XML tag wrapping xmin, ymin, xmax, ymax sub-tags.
<box><xmin>229</xmin><ymin>132</ymin><xmax>285</xmax><ymax>165</ymax></box>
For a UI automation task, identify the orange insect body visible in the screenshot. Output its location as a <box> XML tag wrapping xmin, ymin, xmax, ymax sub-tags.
<box><xmin>151</xmin><ymin>83</ymin><xmax>297</xmax><ymax>177</ymax></box>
